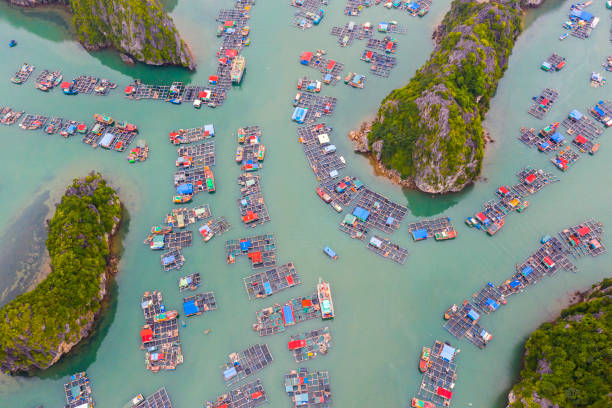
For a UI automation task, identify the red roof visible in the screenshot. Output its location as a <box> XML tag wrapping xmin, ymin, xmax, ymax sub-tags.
<box><xmin>198</xmin><ymin>90</ymin><xmax>210</xmax><ymax>99</ymax></box>
<box><xmin>249</xmin><ymin>251</ymin><xmax>263</xmax><ymax>264</ymax></box>
<box><xmin>251</xmin><ymin>391</ymin><xmax>263</xmax><ymax>400</ymax></box>
<box><xmin>286</xmin><ymin>275</ymin><xmax>295</xmax><ymax>286</ymax></box>
<box><xmin>326</xmin><ymin>60</ymin><xmax>336</xmax><ymax>70</ymax></box>
<box><xmin>288</xmin><ymin>339</ymin><xmax>307</xmax><ymax>350</ymax></box>
<box><xmin>124</xmin><ymin>85</ymin><xmax>135</xmax><ymax>93</ymax></box>
<box><xmin>301</xmin><ymin>51</ymin><xmax>313</xmax><ymax>60</ymax></box>
<box><xmin>209</xmin><ymin>75</ymin><xmax>219</xmax><ymax>82</ymax></box>
<box><xmin>77</xmin><ymin>123</ymin><xmax>87</xmax><ymax>131</ymax></box>
<box><xmin>366</xmin><ymin>51</ymin><xmax>373</xmax><ymax>58</ymax></box>
<box><xmin>540</xmin><ymin>98</ymin><xmax>549</xmax><ymax>105</ymax></box>
<box><xmin>60</xmin><ymin>81</ymin><xmax>72</xmax><ymax>89</ymax></box>
<box><xmin>574</xmin><ymin>135</ymin><xmax>587</xmax><ymax>144</ymax></box>
<box><xmin>218</xmin><ymin>57</ymin><xmax>228</xmax><ymax>65</ymax></box>
<box><xmin>437</xmin><ymin>387</ymin><xmax>453</xmax><ymax>399</ymax></box>
<box><xmin>498</xmin><ymin>186</ymin><xmax>510</xmax><ymax>195</ymax></box>
<box><xmin>524</xmin><ymin>173</ymin><xmax>537</xmax><ymax>184</ymax></box>
<box><xmin>475</xmin><ymin>212</ymin><xmax>487</xmax><ymax>223</ymax></box>
<box><xmin>386</xmin><ymin>41</ymin><xmax>393</xmax><ymax>49</ymax></box>
<box><xmin>557</xmin><ymin>61</ymin><xmax>565</xmax><ymax>69</ymax></box>
<box><xmin>577</xmin><ymin>226</ymin><xmax>591</xmax><ymax>236</ymax></box>
<box><xmin>542</xmin><ymin>256</ymin><xmax>555</xmax><ymax>267</ymax></box>
<box><xmin>302</xmin><ymin>298</ymin><xmax>312</xmax><ymax>308</ymax></box>
<box><xmin>225</xmin><ymin>49</ymin><xmax>238</xmax><ymax>58</ymax></box>
<box><xmin>140</xmin><ymin>328</ymin><xmax>153</xmax><ymax>342</ymax></box>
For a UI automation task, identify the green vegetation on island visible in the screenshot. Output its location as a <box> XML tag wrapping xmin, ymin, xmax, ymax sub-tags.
<box><xmin>368</xmin><ymin>0</ymin><xmax>522</xmax><ymax>193</ymax></box>
<box><xmin>0</xmin><ymin>173</ymin><xmax>122</xmax><ymax>374</ymax></box>
<box><xmin>508</xmin><ymin>278</ymin><xmax>612</xmax><ymax>408</ymax></box>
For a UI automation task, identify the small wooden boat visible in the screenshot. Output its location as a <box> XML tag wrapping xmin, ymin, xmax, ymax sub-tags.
<box><xmin>419</xmin><ymin>347</ymin><xmax>431</xmax><ymax>373</ymax></box>
<box><xmin>151</xmin><ymin>225</ymin><xmax>172</xmax><ymax>235</ymax></box>
<box><xmin>323</xmin><ymin>246</ymin><xmax>338</xmax><ymax>260</ymax></box>
<box><xmin>444</xmin><ymin>304</ymin><xmax>458</xmax><ymax>320</ymax></box>
<box><xmin>173</xmin><ymin>194</ymin><xmax>192</xmax><ymax>204</ymax></box>
<box><xmin>434</xmin><ymin>230</ymin><xmax>457</xmax><ymax>241</ymax></box>
<box><xmin>412</xmin><ymin>398</ymin><xmax>436</xmax><ymax>408</ymax></box>
<box><xmin>115</xmin><ymin>121</ymin><xmax>138</xmax><ymax>132</ymax></box>
<box><xmin>204</xmin><ymin>166</ymin><xmax>215</xmax><ymax>192</ymax></box>
<box><xmin>93</xmin><ymin>114</ymin><xmax>114</xmax><ymax>125</ymax></box>
<box><xmin>317</xmin><ymin>278</ymin><xmax>335</xmax><ymax>319</ymax></box>
<box><xmin>316</xmin><ymin>187</ymin><xmax>332</xmax><ymax>203</ymax></box>
<box><xmin>235</xmin><ymin>146</ymin><xmax>244</xmax><ymax>162</ymax></box>
<box><xmin>331</xmin><ymin>202</ymin><xmax>342</xmax><ymax>212</ymax></box>
<box><xmin>9</xmin><ymin>40</ymin><xmax>17</xmax><ymax>47</ymax></box>
<box><xmin>153</xmin><ymin>310</ymin><xmax>178</xmax><ymax>322</ymax></box>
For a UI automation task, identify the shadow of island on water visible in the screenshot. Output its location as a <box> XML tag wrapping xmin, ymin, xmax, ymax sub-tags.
<box><xmin>403</xmin><ymin>183</ymin><xmax>473</xmax><ymax>217</ymax></box>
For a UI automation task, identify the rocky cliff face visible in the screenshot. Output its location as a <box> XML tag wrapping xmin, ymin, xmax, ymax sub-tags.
<box><xmin>7</xmin><ymin>0</ymin><xmax>195</xmax><ymax>69</ymax></box>
<box><xmin>367</xmin><ymin>0</ymin><xmax>522</xmax><ymax>194</ymax></box>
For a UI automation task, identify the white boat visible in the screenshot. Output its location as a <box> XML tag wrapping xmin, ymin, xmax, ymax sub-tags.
<box><xmin>591</xmin><ymin>17</ymin><xmax>599</xmax><ymax>28</ymax></box>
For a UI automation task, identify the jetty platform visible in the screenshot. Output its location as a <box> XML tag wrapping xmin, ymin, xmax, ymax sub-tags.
<box><xmin>183</xmin><ymin>291</ymin><xmax>218</xmax><ymax>317</ymax></box>
<box><xmin>205</xmin><ymin>379</ymin><xmax>267</xmax><ymax>408</ymax></box>
<box><xmin>226</xmin><ymin>234</ymin><xmax>277</xmax><ymax>269</ymax></box>
<box><xmin>178</xmin><ymin>273</ymin><xmax>201</xmax><ymax>292</ymax></box>
<box><xmin>284</xmin><ymin>368</ymin><xmax>331</xmax><ymax>408</ymax></box>
<box><xmin>288</xmin><ymin>327</ymin><xmax>332</xmax><ymax>362</ymax></box>
<box><xmin>253</xmin><ymin>293</ymin><xmax>320</xmax><ymax>336</ymax></box>
<box><xmin>64</xmin><ymin>372</ymin><xmax>94</xmax><ymax>408</ymax></box>
<box><xmin>415</xmin><ymin>340</ymin><xmax>458</xmax><ymax>408</ymax></box>
<box><xmin>161</xmin><ymin>248</ymin><xmax>185</xmax><ymax>271</ymax></box>
<box><xmin>367</xmin><ymin>235</ymin><xmax>408</xmax><ymax>264</ymax></box>
<box><xmin>443</xmin><ymin>302</ymin><xmax>493</xmax><ymax>349</ymax></box>
<box><xmin>221</xmin><ymin>344</ymin><xmax>274</xmax><ymax>386</ymax></box>
<box><xmin>528</xmin><ymin>88</ymin><xmax>559</xmax><ymax>119</ymax></box>
<box><xmin>243</xmin><ymin>262</ymin><xmax>301</xmax><ymax>300</ymax></box>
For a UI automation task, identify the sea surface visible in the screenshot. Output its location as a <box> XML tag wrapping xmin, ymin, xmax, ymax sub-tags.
<box><xmin>0</xmin><ymin>0</ymin><xmax>610</xmax><ymax>407</ymax></box>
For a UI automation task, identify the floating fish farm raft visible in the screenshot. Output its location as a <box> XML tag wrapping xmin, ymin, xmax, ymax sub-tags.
<box><xmin>138</xmin><ymin>387</ymin><xmax>174</xmax><ymax>408</ymax></box>
<box><xmin>178</xmin><ymin>273</ymin><xmax>201</xmax><ymax>292</ymax></box>
<box><xmin>221</xmin><ymin>344</ymin><xmax>274</xmax><ymax>386</ymax></box>
<box><xmin>330</xmin><ymin>22</ymin><xmax>359</xmax><ymax>46</ymax></box>
<box><xmin>35</xmin><ymin>69</ymin><xmax>63</xmax><ymax>91</ymax></box>
<box><xmin>169</xmin><ymin>124</ymin><xmax>215</xmax><ymax>145</ymax></box>
<box><xmin>19</xmin><ymin>114</ymin><xmax>48</xmax><ymax>130</ymax></box>
<box><xmin>344</xmin><ymin>0</ymin><xmax>431</xmax><ymax>16</ymax></box>
<box><xmin>0</xmin><ymin>107</ymin><xmax>24</xmax><ymax>125</ymax></box>
<box><xmin>444</xmin><ymin>302</ymin><xmax>493</xmax><ymax>349</ymax></box>
<box><xmin>471</xmin><ymin>283</ymin><xmax>506</xmax><ymax>314</ymax></box>
<box><xmin>243</xmin><ymin>262</ymin><xmax>301</xmax><ymax>300</ymax></box>
<box><xmin>162</xmin><ymin>231</ymin><xmax>193</xmax><ymax>250</ymax></box>
<box><xmin>140</xmin><ymin>291</ymin><xmax>183</xmax><ymax>372</ymax></box>
<box><xmin>226</xmin><ymin>234</ymin><xmax>277</xmax><ymax>269</ymax></box>
<box><xmin>199</xmin><ymin>217</ymin><xmax>232</xmax><ymax>242</ymax></box>
<box><xmin>69</xmin><ymin>76</ymin><xmax>116</xmax><ymax>95</ymax></box>
<box><xmin>11</xmin><ymin>63</ymin><xmax>35</xmax><ymax>84</ymax></box>
<box><xmin>414</xmin><ymin>340</ymin><xmax>458</xmax><ymax>408</ymax></box>
<box><xmin>558</xmin><ymin>219</ymin><xmax>606</xmax><ymax>257</ymax></box>
<box><xmin>167</xmin><ymin>204</ymin><xmax>212</xmax><ymax>228</ymax></box>
<box><xmin>288</xmin><ymin>327</ymin><xmax>332</xmax><ymax>362</ymax></box>
<box><xmin>284</xmin><ymin>368</ymin><xmax>331</xmax><ymax>408</ymax></box>
<box><xmin>174</xmin><ymin>165</ymin><xmax>216</xmax><ymax>195</ymax></box>
<box><xmin>45</xmin><ymin>117</ymin><xmax>63</xmax><ymax>134</ymax></box>
<box><xmin>518</xmin><ymin>126</ymin><xmax>564</xmax><ymax>153</ymax></box>
<box><xmin>161</xmin><ymin>248</ymin><xmax>185</xmax><ymax>271</ymax></box>
<box><xmin>205</xmin><ymin>379</ymin><xmax>267</xmax><ymax>408</ymax></box>
<box><xmin>183</xmin><ymin>291</ymin><xmax>218</xmax><ymax>317</ymax></box>
<box><xmin>177</xmin><ymin>141</ymin><xmax>216</xmax><ymax>167</ymax></box>
<box><xmin>236</xmin><ymin>127</ymin><xmax>269</xmax><ymax>227</ymax></box>
<box><xmin>320</xmin><ymin>175</ymin><xmax>365</xmax><ymax>209</ymax></box>
<box><xmin>366</xmin><ymin>36</ymin><xmax>398</xmax><ymax>53</ymax></box>
<box><xmin>293</xmin><ymin>92</ymin><xmax>338</xmax><ymax>123</ymax></box>
<box><xmin>253</xmin><ymin>293</ymin><xmax>321</xmax><ymax>336</ymax></box>
<box><xmin>590</xmin><ymin>100</ymin><xmax>612</xmax><ymax>127</ymax></box>
<box><xmin>541</xmin><ymin>53</ymin><xmax>566</xmax><ymax>72</ymax></box>
<box><xmin>467</xmin><ymin>167</ymin><xmax>559</xmax><ymax>235</ymax></box>
<box><xmin>367</xmin><ymin>235</ymin><xmax>408</xmax><ymax>264</ymax></box>
<box><xmin>562</xmin><ymin>109</ymin><xmax>602</xmax><ymax>139</ymax></box>
<box><xmin>351</xmin><ymin>188</ymin><xmax>407</xmax><ymax>234</ymax></box>
<box><xmin>339</xmin><ymin>213</ymin><xmax>369</xmax><ymax>241</ymax></box>
<box><xmin>292</xmin><ymin>0</ymin><xmax>327</xmax><ymax>30</ymax></box>
<box><xmin>528</xmin><ymin>88</ymin><xmax>559</xmax><ymax>119</ymax></box>
<box><xmin>407</xmin><ymin>217</ymin><xmax>457</xmax><ymax>242</ymax></box>
<box><xmin>360</xmin><ymin>50</ymin><xmax>397</xmax><ymax>77</ymax></box>
<box><xmin>297</xmin><ymin>123</ymin><xmax>346</xmax><ymax>185</ymax></box>
<box><xmin>551</xmin><ymin>145</ymin><xmax>580</xmax><ymax>171</ymax></box>
<box><xmin>299</xmin><ymin>51</ymin><xmax>345</xmax><ymax>84</ymax></box>
<box><xmin>63</xmin><ymin>372</ymin><xmax>94</xmax><ymax>408</ymax></box>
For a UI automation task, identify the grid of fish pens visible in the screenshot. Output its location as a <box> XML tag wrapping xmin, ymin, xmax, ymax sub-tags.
<box><xmin>221</xmin><ymin>344</ymin><xmax>274</xmax><ymax>386</ymax></box>
<box><xmin>513</xmin><ymin>167</ymin><xmax>559</xmax><ymax>195</ymax></box>
<box><xmin>201</xmin><ymin>217</ymin><xmax>232</xmax><ymax>241</ymax></box>
<box><xmin>415</xmin><ymin>341</ymin><xmax>457</xmax><ymax>407</ymax></box>
<box><xmin>161</xmin><ymin>248</ymin><xmax>185</xmax><ymax>271</ymax></box>
<box><xmin>205</xmin><ymin>379</ymin><xmax>267</xmax><ymax>408</ymax></box>
<box><xmin>338</xmin><ymin>215</ymin><xmax>369</xmax><ymax>241</ymax></box>
<box><xmin>165</xmin><ymin>231</ymin><xmax>193</xmax><ymax>250</ymax></box>
<box><xmin>243</xmin><ymin>262</ymin><xmax>301</xmax><ymax>300</ymax></box>
<box><xmin>407</xmin><ymin>217</ymin><xmax>455</xmax><ymax>240</ymax></box>
<box><xmin>11</xmin><ymin>64</ymin><xmax>35</xmax><ymax>84</ymax></box>
<box><xmin>168</xmin><ymin>204</ymin><xmax>212</xmax><ymax>228</ymax></box>
<box><xmin>169</xmin><ymin>125</ymin><xmax>215</xmax><ymax>145</ymax></box>
<box><xmin>518</xmin><ymin>127</ymin><xmax>557</xmax><ymax>152</ymax></box>
<box><xmin>296</xmin><ymin>92</ymin><xmax>338</xmax><ymax>122</ymax></box>
<box><xmin>319</xmin><ymin>176</ymin><xmax>365</xmax><ymax>207</ymax></box>
<box><xmin>352</xmin><ymin>188</ymin><xmax>407</xmax><ymax>233</ymax></box>
<box><xmin>551</xmin><ymin>146</ymin><xmax>581</xmax><ymax>171</ymax></box>
<box><xmin>558</xmin><ymin>220</ymin><xmax>606</xmax><ymax>257</ymax></box>
<box><xmin>330</xmin><ymin>23</ymin><xmax>358</xmax><ymax>46</ymax></box>
<box><xmin>591</xmin><ymin>100</ymin><xmax>612</xmax><ymax>126</ymax></box>
<box><xmin>304</xmin><ymin>55</ymin><xmax>345</xmax><ymax>84</ymax></box>
<box><xmin>183</xmin><ymin>291</ymin><xmax>218</xmax><ymax>316</ymax></box>
<box><xmin>361</xmin><ymin>50</ymin><xmax>397</xmax><ymax>77</ymax></box>
<box><xmin>19</xmin><ymin>114</ymin><xmax>49</xmax><ymax>130</ymax></box>
<box><xmin>225</xmin><ymin>234</ymin><xmax>277</xmax><ymax>269</ymax></box>
<box><xmin>174</xmin><ymin>165</ymin><xmax>214</xmax><ymax>194</ymax></box>
<box><xmin>298</xmin><ymin>123</ymin><xmax>347</xmax><ymax>184</ymax></box>
<box><xmin>289</xmin><ymin>327</ymin><xmax>332</xmax><ymax>362</ymax></box>
<box><xmin>178</xmin><ymin>273</ymin><xmax>201</xmax><ymax>292</ymax></box>
<box><xmin>237</xmin><ymin>176</ymin><xmax>271</xmax><ymax>228</ymax></box>
<box><xmin>367</xmin><ymin>235</ymin><xmax>409</xmax><ymax>264</ymax></box>
<box><xmin>34</xmin><ymin>70</ymin><xmax>62</xmax><ymax>91</ymax></box>
<box><xmin>472</xmin><ymin>283</ymin><xmax>505</xmax><ymax>314</ymax></box>
<box><xmin>140</xmin><ymin>291</ymin><xmax>183</xmax><ymax>371</ymax></box>
<box><xmin>284</xmin><ymin>368</ymin><xmax>331</xmax><ymax>408</ymax></box>
<box><xmin>64</xmin><ymin>372</ymin><xmax>94</xmax><ymax>408</ymax></box>
<box><xmin>58</xmin><ymin>120</ymin><xmax>81</xmax><ymax>137</ymax></box>
<box><xmin>366</xmin><ymin>37</ymin><xmax>397</xmax><ymax>53</ymax></box>
<box><xmin>139</xmin><ymin>387</ymin><xmax>174</xmax><ymax>408</ymax></box>
<box><xmin>561</xmin><ymin>111</ymin><xmax>602</xmax><ymax>139</ymax></box>
<box><xmin>344</xmin><ymin>0</ymin><xmax>366</xmax><ymax>15</ymax></box>
<box><xmin>177</xmin><ymin>141</ymin><xmax>216</xmax><ymax>167</ymax></box>
<box><xmin>253</xmin><ymin>293</ymin><xmax>321</xmax><ymax>336</ymax></box>
<box><xmin>527</xmin><ymin>88</ymin><xmax>559</xmax><ymax>119</ymax></box>
<box><xmin>72</xmin><ymin>76</ymin><xmax>116</xmax><ymax>95</ymax></box>
<box><xmin>443</xmin><ymin>302</ymin><xmax>492</xmax><ymax>349</ymax></box>
<box><xmin>544</xmin><ymin>53</ymin><xmax>566</xmax><ymax>71</ymax></box>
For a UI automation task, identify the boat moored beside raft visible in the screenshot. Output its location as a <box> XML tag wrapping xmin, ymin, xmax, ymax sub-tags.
<box><xmin>317</xmin><ymin>278</ymin><xmax>334</xmax><ymax>319</ymax></box>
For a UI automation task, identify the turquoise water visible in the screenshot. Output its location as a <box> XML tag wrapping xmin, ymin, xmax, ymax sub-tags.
<box><xmin>0</xmin><ymin>0</ymin><xmax>611</xmax><ymax>407</ymax></box>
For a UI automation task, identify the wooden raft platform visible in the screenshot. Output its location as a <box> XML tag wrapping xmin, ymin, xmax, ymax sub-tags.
<box><xmin>220</xmin><ymin>344</ymin><xmax>274</xmax><ymax>386</ymax></box>
<box><xmin>367</xmin><ymin>235</ymin><xmax>408</xmax><ymax>264</ymax></box>
<box><xmin>253</xmin><ymin>293</ymin><xmax>320</xmax><ymax>336</ymax></box>
<box><xmin>167</xmin><ymin>204</ymin><xmax>212</xmax><ymax>228</ymax></box>
<box><xmin>319</xmin><ymin>175</ymin><xmax>365</xmax><ymax>208</ymax></box>
<box><xmin>205</xmin><ymin>379</ymin><xmax>268</xmax><ymax>408</ymax></box>
<box><xmin>443</xmin><ymin>302</ymin><xmax>492</xmax><ymax>349</ymax></box>
<box><xmin>352</xmin><ymin>188</ymin><xmax>407</xmax><ymax>234</ymax></box>
<box><xmin>169</xmin><ymin>125</ymin><xmax>215</xmax><ymax>145</ymax></box>
<box><xmin>177</xmin><ymin>141</ymin><xmax>216</xmax><ymax>167</ymax></box>
<box><xmin>199</xmin><ymin>217</ymin><xmax>232</xmax><ymax>243</ymax></box>
<box><xmin>295</xmin><ymin>92</ymin><xmax>338</xmax><ymax>122</ymax></box>
<box><xmin>183</xmin><ymin>291</ymin><xmax>217</xmax><ymax>316</ymax></box>
<box><xmin>361</xmin><ymin>50</ymin><xmax>397</xmax><ymax>77</ymax></box>
<box><xmin>330</xmin><ymin>22</ymin><xmax>358</xmax><ymax>47</ymax></box>
<box><xmin>161</xmin><ymin>248</ymin><xmax>185</xmax><ymax>271</ymax></box>
<box><xmin>284</xmin><ymin>368</ymin><xmax>331</xmax><ymax>408</ymax></box>
<box><xmin>415</xmin><ymin>340</ymin><xmax>458</xmax><ymax>408</ymax></box>
<box><xmin>71</xmin><ymin>76</ymin><xmax>116</xmax><ymax>95</ymax></box>
<box><xmin>0</xmin><ymin>107</ymin><xmax>24</xmax><ymax>125</ymax></box>
<box><xmin>140</xmin><ymin>291</ymin><xmax>183</xmax><ymax>371</ymax></box>
<box><xmin>303</xmin><ymin>53</ymin><xmax>345</xmax><ymax>84</ymax></box>
<box><xmin>64</xmin><ymin>372</ymin><xmax>94</xmax><ymax>408</ymax></box>
<box><xmin>298</xmin><ymin>123</ymin><xmax>346</xmax><ymax>185</ymax></box>
<box><xmin>528</xmin><ymin>88</ymin><xmax>559</xmax><ymax>119</ymax></box>
<box><xmin>178</xmin><ymin>273</ymin><xmax>201</xmax><ymax>292</ymax></box>
<box><xmin>138</xmin><ymin>387</ymin><xmax>174</xmax><ymax>408</ymax></box>
<box><xmin>558</xmin><ymin>219</ymin><xmax>606</xmax><ymax>258</ymax></box>
<box><xmin>226</xmin><ymin>234</ymin><xmax>277</xmax><ymax>269</ymax></box>
<box><xmin>243</xmin><ymin>262</ymin><xmax>301</xmax><ymax>300</ymax></box>
<box><xmin>19</xmin><ymin>114</ymin><xmax>49</xmax><ymax>130</ymax></box>
<box><xmin>288</xmin><ymin>327</ymin><xmax>332</xmax><ymax>362</ymax></box>
<box><xmin>407</xmin><ymin>217</ymin><xmax>456</xmax><ymax>241</ymax></box>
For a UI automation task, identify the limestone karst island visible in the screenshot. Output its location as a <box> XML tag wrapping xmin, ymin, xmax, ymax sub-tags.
<box><xmin>0</xmin><ymin>0</ymin><xmax>610</xmax><ymax>407</ymax></box>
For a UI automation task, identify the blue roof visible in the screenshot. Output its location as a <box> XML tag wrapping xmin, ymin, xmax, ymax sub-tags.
<box><xmin>292</xmin><ymin>107</ymin><xmax>308</xmax><ymax>123</ymax></box>
<box><xmin>263</xmin><ymin>281</ymin><xmax>272</xmax><ymax>295</ymax></box>
<box><xmin>486</xmin><ymin>298</ymin><xmax>499</xmax><ymax>310</ymax></box>
<box><xmin>162</xmin><ymin>255</ymin><xmax>175</xmax><ymax>265</ymax></box>
<box><xmin>593</xmin><ymin>105</ymin><xmax>605</xmax><ymax>116</ymax></box>
<box><xmin>440</xmin><ymin>344</ymin><xmax>456</xmax><ymax>362</ymax></box>
<box><xmin>569</xmin><ymin>109</ymin><xmax>583</xmax><ymax>121</ymax></box>
<box><xmin>177</xmin><ymin>183</ymin><xmax>194</xmax><ymax>194</ymax></box>
<box><xmin>183</xmin><ymin>300</ymin><xmax>198</xmax><ymax>316</ymax></box>
<box><xmin>223</xmin><ymin>367</ymin><xmax>237</xmax><ymax>379</ymax></box>
<box><xmin>386</xmin><ymin>216</ymin><xmax>394</xmax><ymax>225</ymax></box>
<box><xmin>550</xmin><ymin>132</ymin><xmax>564</xmax><ymax>143</ymax></box>
<box><xmin>467</xmin><ymin>309</ymin><xmax>480</xmax><ymax>320</ymax></box>
<box><xmin>579</xmin><ymin>10</ymin><xmax>593</xmax><ymax>21</ymax></box>
<box><xmin>411</xmin><ymin>228</ymin><xmax>428</xmax><ymax>240</ymax></box>
<box><xmin>282</xmin><ymin>305</ymin><xmax>294</xmax><ymax>325</ymax></box>
<box><xmin>509</xmin><ymin>279</ymin><xmax>521</xmax><ymax>288</ymax></box>
<box><xmin>240</xmin><ymin>240</ymin><xmax>252</xmax><ymax>251</ymax></box>
<box><xmin>352</xmin><ymin>206</ymin><xmax>370</xmax><ymax>221</ymax></box>
<box><xmin>408</xmin><ymin>1</ymin><xmax>419</xmax><ymax>9</ymax></box>
<box><xmin>522</xmin><ymin>266</ymin><xmax>533</xmax><ymax>276</ymax></box>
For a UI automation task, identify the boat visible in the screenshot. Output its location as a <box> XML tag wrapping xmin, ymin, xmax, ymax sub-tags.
<box><xmin>9</xmin><ymin>40</ymin><xmax>17</xmax><ymax>47</ymax></box>
<box><xmin>204</xmin><ymin>166</ymin><xmax>215</xmax><ymax>192</ymax></box>
<box><xmin>559</xmin><ymin>33</ymin><xmax>568</xmax><ymax>40</ymax></box>
<box><xmin>257</xmin><ymin>144</ymin><xmax>265</xmax><ymax>161</ymax></box>
<box><xmin>173</xmin><ymin>194</ymin><xmax>192</xmax><ymax>204</ymax></box>
<box><xmin>317</xmin><ymin>278</ymin><xmax>335</xmax><ymax>319</ymax></box>
<box><xmin>153</xmin><ymin>310</ymin><xmax>178</xmax><ymax>322</ymax></box>
<box><xmin>323</xmin><ymin>246</ymin><xmax>338</xmax><ymax>260</ymax></box>
<box><xmin>444</xmin><ymin>304</ymin><xmax>458</xmax><ymax>320</ymax></box>
<box><xmin>293</xmin><ymin>92</ymin><xmax>302</xmax><ymax>106</ymax></box>
<box><xmin>464</xmin><ymin>217</ymin><xmax>478</xmax><ymax>227</ymax></box>
<box><xmin>93</xmin><ymin>114</ymin><xmax>114</xmax><ymax>125</ymax></box>
<box><xmin>235</xmin><ymin>146</ymin><xmax>244</xmax><ymax>162</ymax></box>
<box><xmin>316</xmin><ymin>187</ymin><xmax>332</xmax><ymax>203</ymax></box>
<box><xmin>63</xmin><ymin>86</ymin><xmax>78</xmax><ymax>95</ymax></box>
<box><xmin>169</xmin><ymin>98</ymin><xmax>182</xmax><ymax>104</ymax></box>
<box><xmin>127</xmin><ymin>394</ymin><xmax>144</xmax><ymax>407</ymax></box>
<box><xmin>198</xmin><ymin>224</ymin><xmax>215</xmax><ymax>242</ymax></box>
<box><xmin>231</xmin><ymin>55</ymin><xmax>246</xmax><ymax>84</ymax></box>
<box><xmin>419</xmin><ymin>347</ymin><xmax>431</xmax><ymax>373</ymax></box>
<box><xmin>589</xmin><ymin>143</ymin><xmax>600</xmax><ymax>155</ymax></box>
<box><xmin>412</xmin><ymin>398</ymin><xmax>436</xmax><ymax>408</ymax></box>
<box><xmin>11</xmin><ymin>63</ymin><xmax>34</xmax><ymax>84</ymax></box>
<box><xmin>607</xmin><ymin>0</ymin><xmax>612</xmax><ymax>8</ymax></box>
<box><xmin>541</xmin><ymin>235</ymin><xmax>551</xmax><ymax>244</ymax></box>
<box><xmin>487</xmin><ymin>218</ymin><xmax>504</xmax><ymax>235</ymax></box>
<box><xmin>193</xmin><ymin>99</ymin><xmax>202</xmax><ymax>109</ymax></box>
<box><xmin>591</xmin><ymin>16</ymin><xmax>599</xmax><ymax>28</ymax></box>
<box><xmin>116</xmin><ymin>121</ymin><xmax>138</xmax><ymax>132</ymax></box>
<box><xmin>331</xmin><ymin>201</ymin><xmax>342</xmax><ymax>212</ymax></box>
<box><xmin>151</xmin><ymin>225</ymin><xmax>172</xmax><ymax>235</ymax></box>
<box><xmin>434</xmin><ymin>229</ymin><xmax>457</xmax><ymax>241</ymax></box>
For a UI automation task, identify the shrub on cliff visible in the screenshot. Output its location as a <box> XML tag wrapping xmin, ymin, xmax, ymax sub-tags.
<box><xmin>0</xmin><ymin>172</ymin><xmax>121</xmax><ymax>373</ymax></box>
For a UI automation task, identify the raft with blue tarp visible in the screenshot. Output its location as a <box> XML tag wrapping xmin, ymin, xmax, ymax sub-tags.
<box><xmin>292</xmin><ymin>107</ymin><xmax>308</xmax><ymax>123</ymax></box>
<box><xmin>411</xmin><ymin>228</ymin><xmax>428</xmax><ymax>241</ymax></box>
<box><xmin>352</xmin><ymin>206</ymin><xmax>370</xmax><ymax>221</ymax></box>
<box><xmin>183</xmin><ymin>300</ymin><xmax>198</xmax><ymax>316</ymax></box>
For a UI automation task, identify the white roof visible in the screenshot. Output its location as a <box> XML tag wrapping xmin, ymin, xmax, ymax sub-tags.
<box><xmin>317</xmin><ymin>133</ymin><xmax>330</xmax><ymax>144</ymax></box>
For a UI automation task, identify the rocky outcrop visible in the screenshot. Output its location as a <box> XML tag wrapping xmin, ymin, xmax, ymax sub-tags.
<box><xmin>365</xmin><ymin>0</ymin><xmax>522</xmax><ymax>194</ymax></box>
<box><xmin>6</xmin><ymin>0</ymin><xmax>195</xmax><ymax>69</ymax></box>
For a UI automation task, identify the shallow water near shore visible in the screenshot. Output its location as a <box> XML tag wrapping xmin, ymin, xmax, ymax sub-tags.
<box><xmin>0</xmin><ymin>0</ymin><xmax>611</xmax><ymax>407</ymax></box>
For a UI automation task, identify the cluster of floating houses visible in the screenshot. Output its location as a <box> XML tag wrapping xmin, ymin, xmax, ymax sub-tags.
<box><xmin>292</xmin><ymin>0</ymin><xmax>328</xmax><ymax>29</ymax></box>
<box><xmin>0</xmin><ymin>106</ymin><xmax>145</xmax><ymax>161</ymax></box>
<box><xmin>11</xmin><ymin>63</ymin><xmax>117</xmax><ymax>95</ymax></box>
<box><xmin>235</xmin><ymin>126</ymin><xmax>269</xmax><ymax>227</ymax></box>
<box><xmin>559</xmin><ymin>1</ymin><xmax>600</xmax><ymax>40</ymax></box>
<box><xmin>344</xmin><ymin>0</ymin><xmax>431</xmax><ymax>17</ymax></box>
